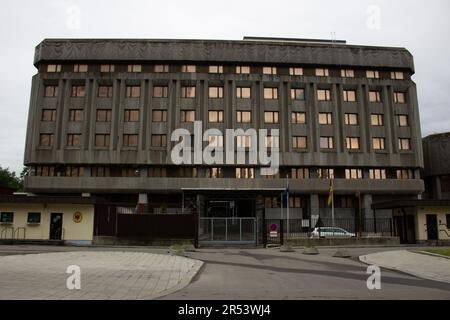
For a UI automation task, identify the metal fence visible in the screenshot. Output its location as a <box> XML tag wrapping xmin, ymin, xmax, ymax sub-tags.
<box><xmin>267</xmin><ymin>218</ymin><xmax>394</xmax><ymax>240</ymax></box>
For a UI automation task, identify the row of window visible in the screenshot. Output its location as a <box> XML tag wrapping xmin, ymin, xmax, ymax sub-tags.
<box><xmin>31</xmin><ymin>165</ymin><xmax>416</xmax><ymax>180</ymax></box>
<box><xmin>46</xmin><ymin>63</ymin><xmax>407</xmax><ymax>80</ymax></box>
<box><xmin>0</xmin><ymin>212</ymin><xmax>41</xmax><ymax>224</ymax></box>
<box><xmin>38</xmin><ymin>130</ymin><xmax>412</xmax><ymax>151</ymax></box>
<box><xmin>44</xmin><ymin>84</ymin><xmax>408</xmax><ymax>103</ymax></box>
<box><xmin>41</xmin><ymin>108</ymin><xmax>410</xmax><ymax>127</ymax></box>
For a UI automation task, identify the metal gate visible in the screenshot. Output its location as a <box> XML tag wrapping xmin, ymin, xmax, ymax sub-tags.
<box><xmin>199</xmin><ymin>217</ymin><xmax>257</xmax><ymax>245</ymax></box>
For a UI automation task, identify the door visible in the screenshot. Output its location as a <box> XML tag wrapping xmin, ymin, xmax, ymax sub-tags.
<box><xmin>426</xmin><ymin>214</ymin><xmax>438</xmax><ymax>241</ymax></box>
<box><xmin>50</xmin><ymin>213</ymin><xmax>63</xmax><ymax>240</ymax></box>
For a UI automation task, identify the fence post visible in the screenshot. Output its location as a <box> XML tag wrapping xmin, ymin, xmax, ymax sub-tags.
<box><xmin>373</xmin><ymin>209</ymin><xmax>377</xmax><ymax>234</ymax></box>
<box><xmin>280</xmin><ymin>219</ymin><xmax>284</xmax><ymax>245</ymax></box>
<box><xmin>194</xmin><ymin>214</ymin><xmax>199</xmax><ymax>248</ymax></box>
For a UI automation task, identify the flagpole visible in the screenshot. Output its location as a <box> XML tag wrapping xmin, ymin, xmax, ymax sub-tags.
<box><xmin>286</xmin><ymin>174</ymin><xmax>290</xmax><ymax>235</ymax></box>
<box><xmin>331</xmin><ymin>178</ymin><xmax>335</xmax><ymax>229</ymax></box>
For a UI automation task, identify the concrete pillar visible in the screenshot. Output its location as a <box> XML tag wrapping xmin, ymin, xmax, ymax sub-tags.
<box><xmin>310</xmin><ymin>194</ymin><xmax>319</xmax><ymax>219</ymax></box>
<box><xmin>138</xmin><ymin>193</ymin><xmax>148</xmax><ymax>214</ymax></box>
<box><xmin>362</xmin><ymin>194</ymin><xmax>373</xmax><ymax>219</ymax></box>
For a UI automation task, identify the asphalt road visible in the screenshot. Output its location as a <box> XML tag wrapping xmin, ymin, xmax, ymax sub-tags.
<box><xmin>1</xmin><ymin>245</ymin><xmax>449</xmax><ymax>300</ymax></box>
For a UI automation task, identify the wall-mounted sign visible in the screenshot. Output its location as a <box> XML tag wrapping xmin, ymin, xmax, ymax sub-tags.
<box><xmin>73</xmin><ymin>211</ymin><xmax>83</xmax><ymax>223</ymax></box>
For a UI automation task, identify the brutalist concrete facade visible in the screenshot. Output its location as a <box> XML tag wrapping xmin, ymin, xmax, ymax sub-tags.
<box><xmin>24</xmin><ymin>38</ymin><xmax>424</xmax><ymax>221</ymax></box>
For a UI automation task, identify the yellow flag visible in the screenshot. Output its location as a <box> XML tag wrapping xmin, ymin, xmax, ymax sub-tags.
<box><xmin>327</xmin><ymin>180</ymin><xmax>333</xmax><ymax>207</ymax></box>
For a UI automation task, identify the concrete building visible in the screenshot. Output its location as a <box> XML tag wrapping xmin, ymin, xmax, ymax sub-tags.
<box><xmin>16</xmin><ymin>37</ymin><xmax>425</xmax><ymax>245</ymax></box>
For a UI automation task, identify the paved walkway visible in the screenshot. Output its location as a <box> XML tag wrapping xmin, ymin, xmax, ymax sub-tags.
<box><xmin>360</xmin><ymin>250</ymin><xmax>450</xmax><ymax>284</ymax></box>
<box><xmin>0</xmin><ymin>251</ymin><xmax>203</xmax><ymax>300</ymax></box>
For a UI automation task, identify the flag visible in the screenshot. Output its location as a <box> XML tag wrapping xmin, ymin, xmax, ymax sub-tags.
<box><xmin>327</xmin><ymin>180</ymin><xmax>333</xmax><ymax>207</ymax></box>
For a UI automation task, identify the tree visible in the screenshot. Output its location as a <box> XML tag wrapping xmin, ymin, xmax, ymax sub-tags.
<box><xmin>0</xmin><ymin>166</ymin><xmax>23</xmax><ymax>191</ymax></box>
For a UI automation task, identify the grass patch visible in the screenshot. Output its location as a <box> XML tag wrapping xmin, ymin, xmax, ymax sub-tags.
<box><xmin>424</xmin><ymin>248</ymin><xmax>450</xmax><ymax>257</ymax></box>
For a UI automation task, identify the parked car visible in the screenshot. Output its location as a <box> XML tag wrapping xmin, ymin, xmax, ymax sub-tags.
<box><xmin>309</xmin><ymin>227</ymin><xmax>356</xmax><ymax>238</ymax></box>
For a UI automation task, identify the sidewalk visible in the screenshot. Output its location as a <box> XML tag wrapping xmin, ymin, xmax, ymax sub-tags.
<box><xmin>360</xmin><ymin>250</ymin><xmax>450</xmax><ymax>284</ymax></box>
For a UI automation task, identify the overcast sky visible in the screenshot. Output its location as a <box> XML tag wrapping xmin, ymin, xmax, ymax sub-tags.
<box><xmin>0</xmin><ymin>0</ymin><xmax>449</xmax><ymax>174</ymax></box>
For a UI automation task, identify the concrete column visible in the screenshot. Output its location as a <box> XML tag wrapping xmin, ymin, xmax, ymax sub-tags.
<box><xmin>362</xmin><ymin>194</ymin><xmax>373</xmax><ymax>219</ymax></box>
<box><xmin>138</xmin><ymin>193</ymin><xmax>148</xmax><ymax>214</ymax></box>
<box><xmin>310</xmin><ymin>194</ymin><xmax>319</xmax><ymax>219</ymax></box>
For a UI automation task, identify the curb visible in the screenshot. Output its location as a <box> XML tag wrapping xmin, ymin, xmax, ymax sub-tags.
<box><xmin>359</xmin><ymin>253</ymin><xmax>450</xmax><ymax>284</ymax></box>
<box><xmin>411</xmin><ymin>250</ymin><xmax>450</xmax><ymax>260</ymax></box>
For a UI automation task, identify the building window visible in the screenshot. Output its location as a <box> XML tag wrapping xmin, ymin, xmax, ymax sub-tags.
<box><xmin>341</xmin><ymin>69</ymin><xmax>354</xmax><ymax>78</ymax></box>
<box><xmin>339</xmin><ymin>197</ymin><xmax>355</xmax><ymax>209</ymax></box>
<box><xmin>319</xmin><ymin>112</ymin><xmax>332</xmax><ymax>125</ymax></box>
<box><xmin>74</xmin><ymin>64</ymin><xmax>88</xmax><ymax>72</ymax></box>
<box><xmin>237</xmin><ymin>135</ymin><xmax>252</xmax><ymax>148</ymax></box>
<box><xmin>96</xmin><ymin>109</ymin><xmax>112</xmax><ymax>122</ymax></box>
<box><xmin>67</xmin><ymin>134</ymin><xmax>81</xmax><ymax>147</ymax></box>
<box><xmin>370</xmin><ymin>169</ymin><xmax>387</xmax><ymax>180</ymax></box>
<box><xmin>236</xmin><ymin>111</ymin><xmax>252</xmax><ymax>123</ymax></box>
<box><xmin>177</xmin><ymin>167</ymin><xmax>197</xmax><ymax>178</ymax></box>
<box><xmin>291</xmin><ymin>88</ymin><xmax>305</xmax><ymax>100</ymax></box>
<box><xmin>35</xmin><ymin>166</ymin><xmax>55</xmax><ymax>177</ymax></box>
<box><xmin>265</xmin><ymin>197</ymin><xmax>280</xmax><ymax>208</ymax></box>
<box><xmin>345</xmin><ymin>113</ymin><xmax>358</xmax><ymax>125</ymax></box>
<box><xmin>236</xmin><ymin>66</ymin><xmax>250</xmax><ymax>74</ymax></box>
<box><xmin>441</xmin><ymin>176</ymin><xmax>450</xmax><ymax>192</ymax></box>
<box><xmin>315</xmin><ymin>68</ymin><xmax>329</xmax><ymax>77</ymax></box>
<box><xmin>47</xmin><ymin>64</ymin><xmax>61</xmax><ymax>73</ymax></box>
<box><xmin>181</xmin><ymin>65</ymin><xmax>196</xmax><ymax>73</ymax></box>
<box><xmin>397</xmin><ymin>169</ymin><xmax>414</xmax><ymax>180</ymax></box>
<box><xmin>292</xmin><ymin>136</ymin><xmax>307</xmax><ymax>149</ymax></box>
<box><xmin>151</xmin><ymin>134</ymin><xmax>166</xmax><ymax>147</ymax></box>
<box><xmin>373</xmin><ymin>137</ymin><xmax>386</xmax><ymax>150</ymax></box>
<box><xmin>291</xmin><ymin>112</ymin><xmax>306</xmax><ymax>124</ymax></box>
<box><xmin>263</xmin><ymin>67</ymin><xmax>277</xmax><ymax>75</ymax></box>
<box><xmin>264</xmin><ymin>111</ymin><xmax>279</xmax><ymax>124</ymax></box>
<box><xmin>289</xmin><ymin>197</ymin><xmax>306</xmax><ymax>208</ymax></box>
<box><xmin>181</xmin><ymin>86</ymin><xmax>196</xmax><ymax>98</ymax></box>
<box><xmin>343</xmin><ymin>90</ymin><xmax>357</xmax><ymax>102</ymax></box>
<box><xmin>236</xmin><ymin>168</ymin><xmax>254</xmax><ymax>179</ymax></box>
<box><xmin>209</xmin><ymin>86</ymin><xmax>224</xmax><ymax>98</ymax></box>
<box><xmin>209</xmin><ymin>65</ymin><xmax>223</xmax><ymax>74</ymax></box>
<box><xmin>369</xmin><ymin>91</ymin><xmax>381</xmax><ymax>102</ymax></box>
<box><xmin>345</xmin><ymin>169</ymin><xmax>363</xmax><ymax>179</ymax></box>
<box><xmin>71</xmin><ymin>85</ymin><xmax>85</xmax><ymax>97</ymax></box>
<box><xmin>181</xmin><ymin>110</ymin><xmax>195</xmax><ymax>122</ymax></box>
<box><xmin>208</xmin><ymin>110</ymin><xmax>224</xmax><ymax>123</ymax></box>
<box><xmin>98</xmin><ymin>86</ymin><xmax>113</xmax><ymax>98</ymax></box>
<box><xmin>371</xmin><ymin>114</ymin><xmax>384</xmax><ymax>126</ymax></box>
<box><xmin>153</xmin><ymin>86</ymin><xmax>168</xmax><ymax>98</ymax></box>
<box><xmin>399</xmin><ymin>138</ymin><xmax>411</xmax><ymax>150</ymax></box>
<box><xmin>394</xmin><ymin>92</ymin><xmax>406</xmax><ymax>104</ymax></box>
<box><xmin>41</xmin><ymin>109</ymin><xmax>56</xmax><ymax>122</ymax></box>
<box><xmin>122</xmin><ymin>168</ymin><xmax>140</xmax><ymax>177</ymax></box>
<box><xmin>127</xmin><ymin>64</ymin><xmax>142</xmax><ymax>72</ymax></box>
<box><xmin>208</xmin><ymin>135</ymin><xmax>223</xmax><ymax>148</ymax></box>
<box><xmin>44</xmin><ymin>85</ymin><xmax>58</xmax><ymax>97</ymax></box>
<box><xmin>39</xmin><ymin>134</ymin><xmax>54</xmax><ymax>147</ymax></box>
<box><xmin>265</xmin><ymin>135</ymin><xmax>279</xmax><ymax>149</ymax></box>
<box><xmin>0</xmin><ymin>212</ymin><xmax>13</xmax><ymax>223</ymax></box>
<box><xmin>154</xmin><ymin>64</ymin><xmax>169</xmax><ymax>73</ymax></box>
<box><xmin>206</xmin><ymin>167</ymin><xmax>223</xmax><ymax>178</ymax></box>
<box><xmin>68</xmin><ymin>109</ymin><xmax>83</xmax><ymax>122</ymax></box>
<box><xmin>289</xmin><ymin>67</ymin><xmax>303</xmax><ymax>76</ymax></box>
<box><xmin>152</xmin><ymin>110</ymin><xmax>167</xmax><ymax>122</ymax></box>
<box><xmin>446</xmin><ymin>214</ymin><xmax>450</xmax><ymax>229</ymax></box>
<box><xmin>27</xmin><ymin>212</ymin><xmax>41</xmax><ymax>224</ymax></box>
<box><xmin>318</xmin><ymin>169</ymin><xmax>334</xmax><ymax>179</ymax></box>
<box><xmin>317</xmin><ymin>89</ymin><xmax>331</xmax><ymax>101</ymax></box>
<box><xmin>123</xmin><ymin>134</ymin><xmax>139</xmax><ymax>147</ymax></box>
<box><xmin>366</xmin><ymin>70</ymin><xmax>380</xmax><ymax>79</ymax></box>
<box><xmin>148</xmin><ymin>167</ymin><xmax>167</xmax><ymax>177</ymax></box>
<box><xmin>320</xmin><ymin>137</ymin><xmax>334</xmax><ymax>149</ymax></box>
<box><xmin>124</xmin><ymin>109</ymin><xmax>140</xmax><ymax>122</ymax></box>
<box><xmin>126</xmin><ymin>86</ymin><xmax>141</xmax><ymax>98</ymax></box>
<box><xmin>236</xmin><ymin>87</ymin><xmax>251</xmax><ymax>99</ymax></box>
<box><xmin>91</xmin><ymin>167</ymin><xmax>110</xmax><ymax>177</ymax></box>
<box><xmin>95</xmin><ymin>134</ymin><xmax>110</xmax><ymax>147</ymax></box>
<box><xmin>396</xmin><ymin>114</ymin><xmax>409</xmax><ymax>127</ymax></box>
<box><xmin>264</xmin><ymin>87</ymin><xmax>278</xmax><ymax>100</ymax></box>
<box><xmin>391</xmin><ymin>71</ymin><xmax>404</xmax><ymax>80</ymax></box>
<box><xmin>291</xmin><ymin>168</ymin><xmax>309</xmax><ymax>179</ymax></box>
<box><xmin>100</xmin><ymin>64</ymin><xmax>115</xmax><ymax>73</ymax></box>
<box><xmin>346</xmin><ymin>137</ymin><xmax>360</xmax><ymax>150</ymax></box>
